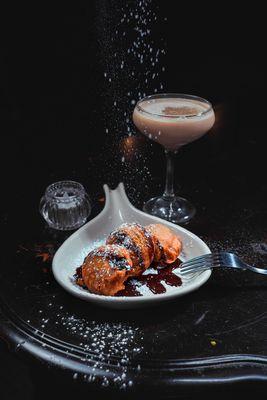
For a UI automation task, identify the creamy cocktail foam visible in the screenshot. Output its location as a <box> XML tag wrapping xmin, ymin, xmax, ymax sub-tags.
<box><xmin>139</xmin><ymin>98</ymin><xmax>209</xmax><ymax>117</ymax></box>
<box><xmin>133</xmin><ymin>97</ymin><xmax>215</xmax><ymax>150</ymax></box>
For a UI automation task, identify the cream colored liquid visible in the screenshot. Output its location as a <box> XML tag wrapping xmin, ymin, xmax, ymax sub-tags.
<box><xmin>133</xmin><ymin>97</ymin><xmax>215</xmax><ymax>150</ymax></box>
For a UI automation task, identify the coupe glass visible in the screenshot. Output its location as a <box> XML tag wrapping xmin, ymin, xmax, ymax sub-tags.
<box><xmin>133</xmin><ymin>93</ymin><xmax>215</xmax><ymax>224</ymax></box>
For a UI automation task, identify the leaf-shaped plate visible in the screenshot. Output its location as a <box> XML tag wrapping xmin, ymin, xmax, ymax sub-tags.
<box><xmin>52</xmin><ymin>183</ymin><xmax>211</xmax><ymax>308</ymax></box>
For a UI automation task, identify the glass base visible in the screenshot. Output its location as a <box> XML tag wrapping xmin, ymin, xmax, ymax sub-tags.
<box><xmin>143</xmin><ymin>195</ymin><xmax>196</xmax><ymax>224</ymax></box>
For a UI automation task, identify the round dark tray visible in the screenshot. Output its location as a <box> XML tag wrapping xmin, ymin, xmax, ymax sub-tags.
<box><xmin>1</xmin><ymin>193</ymin><xmax>267</xmax><ymax>397</ymax></box>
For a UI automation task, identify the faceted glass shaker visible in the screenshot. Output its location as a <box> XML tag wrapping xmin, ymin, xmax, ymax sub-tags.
<box><xmin>39</xmin><ymin>181</ymin><xmax>91</xmax><ymax>230</ymax></box>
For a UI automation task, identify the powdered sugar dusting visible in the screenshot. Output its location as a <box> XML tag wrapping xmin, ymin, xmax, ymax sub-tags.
<box><xmin>57</xmin><ymin>311</ymin><xmax>143</xmax><ymax>388</ymax></box>
<box><xmin>71</xmin><ymin>239</ymin><xmax>105</xmax><ymax>271</ymax></box>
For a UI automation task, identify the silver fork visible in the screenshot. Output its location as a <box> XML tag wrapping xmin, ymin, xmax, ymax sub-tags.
<box><xmin>180</xmin><ymin>252</ymin><xmax>267</xmax><ymax>275</ymax></box>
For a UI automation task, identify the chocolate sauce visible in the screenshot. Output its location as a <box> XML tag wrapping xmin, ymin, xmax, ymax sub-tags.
<box><xmin>73</xmin><ymin>266</ymin><xmax>87</xmax><ymax>289</ymax></box>
<box><xmin>116</xmin><ymin>258</ymin><xmax>182</xmax><ymax>296</ymax></box>
<box><xmin>74</xmin><ymin>265</ymin><xmax>82</xmax><ymax>279</ymax></box>
<box><xmin>73</xmin><ymin>259</ymin><xmax>182</xmax><ymax>297</ymax></box>
<box><xmin>107</xmin><ymin>230</ymin><xmax>143</xmax><ymax>265</ymax></box>
<box><xmin>104</xmin><ymin>253</ymin><xmax>132</xmax><ymax>270</ymax></box>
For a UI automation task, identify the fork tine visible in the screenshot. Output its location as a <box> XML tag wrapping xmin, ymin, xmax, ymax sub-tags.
<box><xmin>181</xmin><ymin>266</ymin><xmax>209</xmax><ymax>275</ymax></box>
<box><xmin>181</xmin><ymin>267</ymin><xmax>210</xmax><ymax>275</ymax></box>
<box><xmin>180</xmin><ymin>253</ymin><xmax>213</xmax><ymax>267</ymax></box>
<box><xmin>182</xmin><ymin>262</ymin><xmax>212</xmax><ymax>272</ymax></box>
<box><xmin>181</xmin><ymin>253</ymin><xmax>220</xmax><ymax>268</ymax></box>
<box><xmin>183</xmin><ymin>253</ymin><xmax>212</xmax><ymax>263</ymax></box>
<box><xmin>181</xmin><ymin>254</ymin><xmax>223</xmax><ymax>271</ymax></box>
<box><xmin>181</xmin><ymin>259</ymin><xmax>208</xmax><ymax>270</ymax></box>
<box><xmin>180</xmin><ymin>253</ymin><xmax>224</xmax><ymax>275</ymax></box>
<box><xmin>181</xmin><ymin>260</ymin><xmax>221</xmax><ymax>274</ymax></box>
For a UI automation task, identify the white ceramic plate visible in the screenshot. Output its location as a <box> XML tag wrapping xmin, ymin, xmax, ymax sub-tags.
<box><xmin>52</xmin><ymin>183</ymin><xmax>211</xmax><ymax>309</ymax></box>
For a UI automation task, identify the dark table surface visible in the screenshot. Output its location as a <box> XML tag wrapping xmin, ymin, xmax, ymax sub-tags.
<box><xmin>1</xmin><ymin>1</ymin><xmax>267</xmax><ymax>399</ymax></box>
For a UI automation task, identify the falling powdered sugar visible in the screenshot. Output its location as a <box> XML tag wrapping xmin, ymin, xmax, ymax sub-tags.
<box><xmin>95</xmin><ymin>0</ymin><xmax>167</xmax><ymax>204</ymax></box>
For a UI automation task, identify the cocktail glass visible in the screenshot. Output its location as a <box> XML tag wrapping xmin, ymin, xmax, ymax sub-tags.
<box><xmin>133</xmin><ymin>93</ymin><xmax>215</xmax><ymax>224</ymax></box>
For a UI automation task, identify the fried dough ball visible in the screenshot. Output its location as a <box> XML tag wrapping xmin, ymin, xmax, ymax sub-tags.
<box><xmin>106</xmin><ymin>223</ymin><xmax>154</xmax><ymax>276</ymax></box>
<box><xmin>81</xmin><ymin>244</ymin><xmax>133</xmax><ymax>296</ymax></box>
<box><xmin>146</xmin><ymin>224</ymin><xmax>182</xmax><ymax>264</ymax></box>
<box><xmin>80</xmin><ymin>223</ymin><xmax>182</xmax><ymax>296</ymax></box>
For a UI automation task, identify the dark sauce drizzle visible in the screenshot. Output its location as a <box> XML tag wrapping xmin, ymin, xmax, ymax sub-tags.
<box><xmin>74</xmin><ymin>259</ymin><xmax>182</xmax><ymax>297</ymax></box>
<box><xmin>73</xmin><ymin>265</ymin><xmax>86</xmax><ymax>289</ymax></box>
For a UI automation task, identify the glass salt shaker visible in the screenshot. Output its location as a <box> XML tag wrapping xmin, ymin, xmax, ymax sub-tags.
<box><xmin>39</xmin><ymin>181</ymin><xmax>91</xmax><ymax>230</ymax></box>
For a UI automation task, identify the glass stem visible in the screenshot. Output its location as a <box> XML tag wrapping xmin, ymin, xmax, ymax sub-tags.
<box><xmin>163</xmin><ymin>150</ymin><xmax>175</xmax><ymax>199</ymax></box>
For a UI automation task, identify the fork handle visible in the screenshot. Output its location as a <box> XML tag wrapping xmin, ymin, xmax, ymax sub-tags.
<box><xmin>187</xmin><ymin>264</ymin><xmax>267</xmax><ymax>275</ymax></box>
<box><xmin>245</xmin><ymin>265</ymin><xmax>267</xmax><ymax>275</ymax></box>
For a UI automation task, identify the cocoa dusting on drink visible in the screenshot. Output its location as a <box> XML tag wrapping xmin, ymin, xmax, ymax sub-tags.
<box><xmin>162</xmin><ymin>106</ymin><xmax>199</xmax><ymax>116</ymax></box>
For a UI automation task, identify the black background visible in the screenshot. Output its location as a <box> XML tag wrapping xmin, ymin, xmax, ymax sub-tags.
<box><xmin>1</xmin><ymin>1</ymin><xmax>266</xmax><ymax>205</ymax></box>
<box><xmin>0</xmin><ymin>1</ymin><xmax>266</xmax><ymax>399</ymax></box>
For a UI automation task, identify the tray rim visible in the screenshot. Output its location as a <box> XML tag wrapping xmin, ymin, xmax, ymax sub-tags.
<box><xmin>1</xmin><ymin>299</ymin><xmax>267</xmax><ymax>389</ymax></box>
